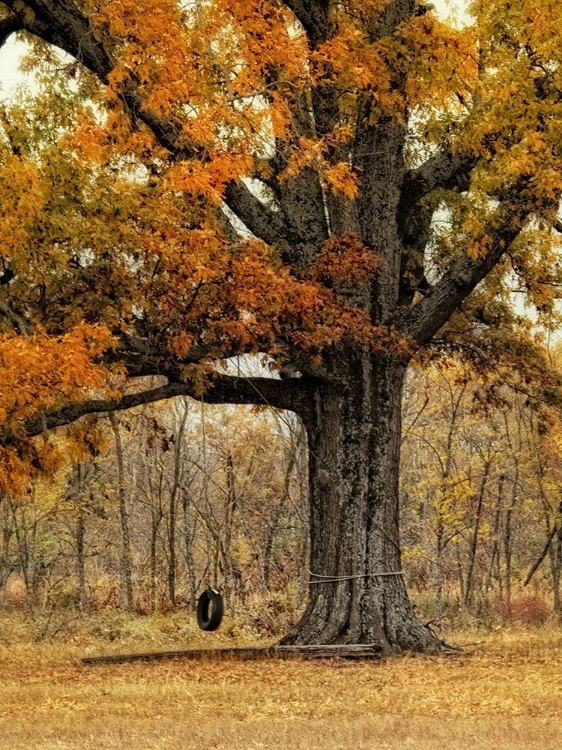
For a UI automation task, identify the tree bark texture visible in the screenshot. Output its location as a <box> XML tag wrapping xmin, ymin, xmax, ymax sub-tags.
<box><xmin>282</xmin><ymin>351</ymin><xmax>440</xmax><ymax>651</ymax></box>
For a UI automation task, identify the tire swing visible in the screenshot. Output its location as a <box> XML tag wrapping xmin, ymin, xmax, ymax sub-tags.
<box><xmin>196</xmin><ymin>587</ymin><xmax>224</xmax><ymax>631</ymax></box>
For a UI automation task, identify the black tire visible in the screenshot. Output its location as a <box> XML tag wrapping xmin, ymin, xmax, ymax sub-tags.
<box><xmin>196</xmin><ymin>587</ymin><xmax>224</xmax><ymax>631</ymax></box>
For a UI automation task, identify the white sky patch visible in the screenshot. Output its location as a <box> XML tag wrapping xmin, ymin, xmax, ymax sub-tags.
<box><xmin>434</xmin><ymin>0</ymin><xmax>471</xmax><ymax>25</ymax></box>
<box><xmin>0</xmin><ymin>36</ymin><xmax>27</xmax><ymax>98</ymax></box>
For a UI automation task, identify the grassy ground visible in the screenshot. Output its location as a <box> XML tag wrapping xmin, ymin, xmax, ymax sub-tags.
<box><xmin>1</xmin><ymin>612</ymin><xmax>561</xmax><ymax>749</ymax></box>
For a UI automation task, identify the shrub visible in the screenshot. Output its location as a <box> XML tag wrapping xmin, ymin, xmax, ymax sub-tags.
<box><xmin>492</xmin><ymin>594</ymin><xmax>550</xmax><ymax>625</ymax></box>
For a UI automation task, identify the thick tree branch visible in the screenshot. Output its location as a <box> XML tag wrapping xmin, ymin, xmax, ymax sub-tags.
<box><xmin>225</xmin><ymin>173</ymin><xmax>327</xmax><ymax>266</ymax></box>
<box><xmin>282</xmin><ymin>0</ymin><xmax>331</xmax><ymax>48</ymax></box>
<box><xmin>0</xmin><ymin>299</ymin><xmax>30</xmax><ymax>335</ymax></box>
<box><xmin>394</xmin><ymin>207</ymin><xmax>528</xmax><ymax>345</ymax></box>
<box><xmin>352</xmin><ymin>4</ymin><xmax>424</xmax><ymax>315</ymax></box>
<box><xmin>0</xmin><ymin>10</ymin><xmax>23</xmax><ymax>47</ymax></box>
<box><xmin>378</xmin><ymin>0</ymin><xmax>415</xmax><ymax>36</ymax></box>
<box><xmin>280</xmin><ymin>3</ymin><xmax>359</xmax><ymax>237</ymax></box>
<box><xmin>366</xmin><ymin>0</ymin><xmax>416</xmax><ymax>41</ymax></box>
<box><xmin>4</xmin><ymin>0</ymin><xmax>113</xmax><ymax>79</ymax></box>
<box><xmin>261</xmin><ymin>70</ymin><xmax>330</xmax><ymax>246</ymax></box>
<box><xmin>397</xmin><ymin>149</ymin><xmax>479</xmax><ymax>306</ymax></box>
<box><xmin>8</xmin><ymin>373</ymin><xmax>313</xmax><ymax>445</ymax></box>
<box><xmin>401</xmin><ymin>149</ymin><xmax>477</xmax><ymax>206</ymax></box>
<box><xmin>223</xmin><ymin>182</ymin><xmax>295</xmax><ymax>249</ymax></box>
<box><xmin>7</xmin><ymin>1</ymin><xmax>289</xmax><ymax>250</ymax></box>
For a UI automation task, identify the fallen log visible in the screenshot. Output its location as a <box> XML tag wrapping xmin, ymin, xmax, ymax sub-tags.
<box><xmin>81</xmin><ymin>643</ymin><xmax>383</xmax><ymax>665</ymax></box>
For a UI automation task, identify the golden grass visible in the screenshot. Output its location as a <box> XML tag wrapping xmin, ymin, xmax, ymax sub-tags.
<box><xmin>0</xmin><ymin>616</ymin><xmax>561</xmax><ymax>749</ymax></box>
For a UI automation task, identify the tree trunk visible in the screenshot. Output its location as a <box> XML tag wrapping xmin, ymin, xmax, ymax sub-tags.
<box><xmin>263</xmin><ymin>438</ymin><xmax>298</xmax><ymax>593</ymax></box>
<box><xmin>504</xmin><ymin>504</ymin><xmax>513</xmax><ymax>610</ymax></box>
<box><xmin>182</xmin><ymin>487</ymin><xmax>197</xmax><ymax>609</ymax></box>
<box><xmin>110</xmin><ymin>414</ymin><xmax>134</xmax><ymax>612</ymax></box>
<box><xmin>464</xmin><ymin>462</ymin><xmax>491</xmax><ymax>607</ymax></box>
<box><xmin>552</xmin><ymin>524</ymin><xmax>562</xmax><ymax>616</ymax></box>
<box><xmin>8</xmin><ymin>495</ymin><xmax>38</xmax><ymax>618</ymax></box>
<box><xmin>149</xmin><ymin>504</ymin><xmax>162</xmax><ymax>612</ymax></box>
<box><xmin>72</xmin><ymin>462</ymin><xmax>89</xmax><ymax>612</ymax></box>
<box><xmin>76</xmin><ymin>509</ymin><xmax>88</xmax><ymax>612</ymax></box>
<box><xmin>548</xmin><ymin>501</ymin><xmax>562</xmax><ymax>615</ymax></box>
<box><xmin>167</xmin><ymin>488</ymin><xmax>177</xmax><ymax>607</ymax></box>
<box><xmin>485</xmin><ymin>474</ymin><xmax>504</xmax><ymax>598</ymax></box>
<box><xmin>282</xmin><ymin>352</ymin><xmax>441</xmax><ymax>652</ymax></box>
<box><xmin>0</xmin><ymin>496</ymin><xmax>13</xmax><ymax>605</ymax></box>
<box><xmin>222</xmin><ymin>450</ymin><xmax>240</xmax><ymax>609</ymax></box>
<box><xmin>167</xmin><ymin>405</ymin><xmax>188</xmax><ymax>608</ymax></box>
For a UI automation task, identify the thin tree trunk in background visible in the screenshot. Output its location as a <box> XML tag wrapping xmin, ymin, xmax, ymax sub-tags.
<box><xmin>110</xmin><ymin>414</ymin><xmax>134</xmax><ymax>612</ymax></box>
<box><xmin>455</xmin><ymin>543</ymin><xmax>465</xmax><ymax>605</ymax></box>
<box><xmin>73</xmin><ymin>463</ymin><xmax>88</xmax><ymax>612</ymax></box>
<box><xmin>182</xmin><ymin>487</ymin><xmax>197</xmax><ymax>609</ymax></box>
<box><xmin>167</xmin><ymin>485</ymin><xmax>177</xmax><ymax>607</ymax></box>
<box><xmin>548</xmin><ymin>501</ymin><xmax>562</xmax><ymax>615</ymax></box>
<box><xmin>149</xmin><ymin>504</ymin><xmax>162</xmax><ymax>612</ymax></box>
<box><xmin>9</xmin><ymin>496</ymin><xmax>37</xmax><ymax>618</ymax></box>
<box><xmin>222</xmin><ymin>450</ymin><xmax>242</xmax><ymax>610</ymax></box>
<box><xmin>434</xmin><ymin>518</ymin><xmax>445</xmax><ymax>624</ymax></box>
<box><xmin>502</xmin><ymin>412</ymin><xmax>521</xmax><ymax>609</ymax></box>
<box><xmin>504</xmin><ymin>504</ymin><xmax>513</xmax><ymax>610</ymax></box>
<box><xmin>263</xmin><ymin>438</ymin><xmax>298</xmax><ymax>593</ymax></box>
<box><xmin>145</xmin><ymin>454</ymin><xmax>164</xmax><ymax>612</ymax></box>
<box><xmin>525</xmin><ymin>525</ymin><xmax>556</xmax><ymax>586</ymax></box>
<box><xmin>552</xmin><ymin>524</ymin><xmax>562</xmax><ymax>615</ymax></box>
<box><xmin>0</xmin><ymin>497</ymin><xmax>13</xmax><ymax>605</ymax></box>
<box><xmin>432</xmin><ymin>382</ymin><xmax>465</xmax><ymax>621</ymax></box>
<box><xmin>296</xmin><ymin>426</ymin><xmax>310</xmax><ymax>609</ymax></box>
<box><xmin>464</xmin><ymin>461</ymin><xmax>491</xmax><ymax>607</ymax></box>
<box><xmin>167</xmin><ymin>402</ymin><xmax>188</xmax><ymax>607</ymax></box>
<box><xmin>485</xmin><ymin>474</ymin><xmax>505</xmax><ymax>598</ymax></box>
<box><xmin>534</xmin><ymin>472</ymin><xmax>557</xmax><ymax>609</ymax></box>
<box><xmin>76</xmin><ymin>508</ymin><xmax>88</xmax><ymax>612</ymax></box>
<box><xmin>213</xmin><ymin>534</ymin><xmax>220</xmax><ymax>589</ymax></box>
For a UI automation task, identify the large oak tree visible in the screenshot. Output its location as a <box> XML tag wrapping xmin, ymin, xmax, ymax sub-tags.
<box><xmin>1</xmin><ymin>0</ymin><xmax>562</xmax><ymax>650</ymax></box>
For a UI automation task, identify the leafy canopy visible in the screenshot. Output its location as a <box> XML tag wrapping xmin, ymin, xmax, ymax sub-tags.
<box><xmin>1</xmin><ymin>0</ymin><xmax>562</xmax><ymax>488</ymax></box>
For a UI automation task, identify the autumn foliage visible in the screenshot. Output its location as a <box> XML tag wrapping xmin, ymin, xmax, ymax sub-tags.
<box><xmin>0</xmin><ymin>0</ymin><xmax>559</xmax><ymax>480</ymax></box>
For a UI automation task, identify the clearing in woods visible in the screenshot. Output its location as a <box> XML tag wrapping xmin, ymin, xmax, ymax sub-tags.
<box><xmin>0</xmin><ymin>623</ymin><xmax>561</xmax><ymax>749</ymax></box>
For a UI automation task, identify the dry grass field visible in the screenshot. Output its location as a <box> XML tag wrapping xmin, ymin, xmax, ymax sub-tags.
<box><xmin>1</xmin><ymin>614</ymin><xmax>561</xmax><ymax>750</ymax></box>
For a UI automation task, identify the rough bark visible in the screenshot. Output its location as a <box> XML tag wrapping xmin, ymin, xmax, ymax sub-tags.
<box><xmin>281</xmin><ymin>351</ymin><xmax>441</xmax><ymax>651</ymax></box>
